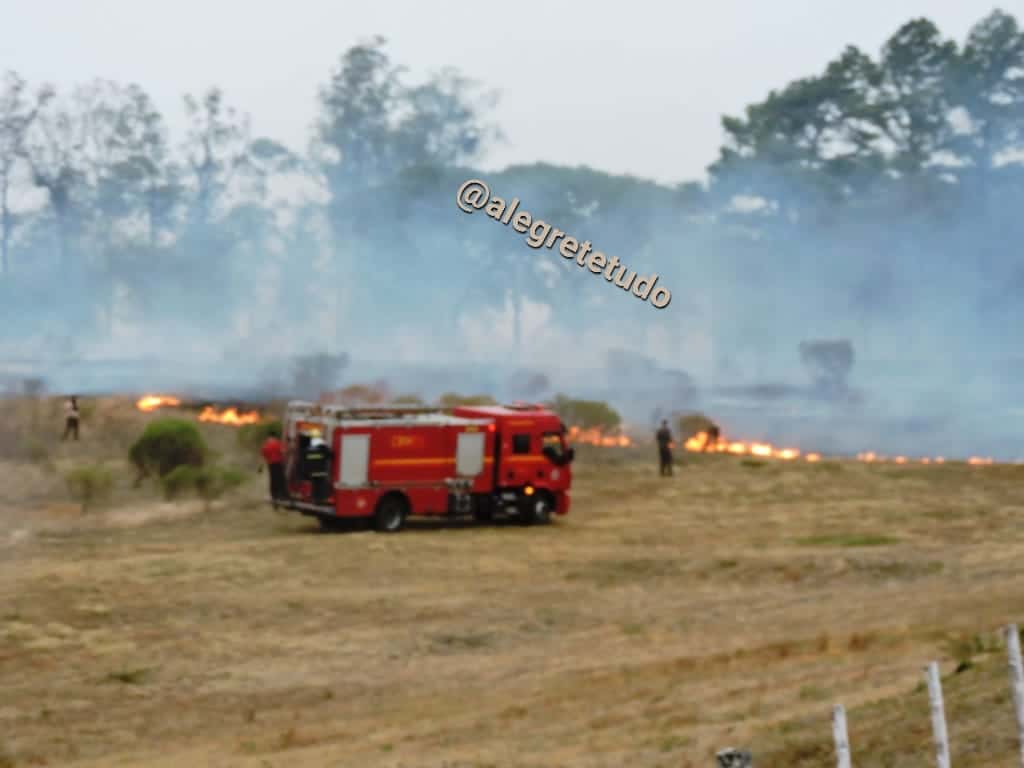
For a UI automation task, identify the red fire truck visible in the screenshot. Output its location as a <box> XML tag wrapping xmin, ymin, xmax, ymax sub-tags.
<box><xmin>276</xmin><ymin>401</ymin><xmax>575</xmax><ymax>532</ymax></box>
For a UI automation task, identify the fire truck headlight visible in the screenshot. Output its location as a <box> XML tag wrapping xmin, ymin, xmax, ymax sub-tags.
<box><xmin>524</xmin><ymin>485</ymin><xmax>534</xmax><ymax>496</ymax></box>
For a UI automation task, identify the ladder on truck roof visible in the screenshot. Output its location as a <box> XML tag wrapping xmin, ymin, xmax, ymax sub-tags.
<box><xmin>286</xmin><ymin>401</ymin><xmax>448</xmax><ymax>421</ymax></box>
<box><xmin>285</xmin><ymin>400</ymin><xmax>552</xmax><ymax>421</ymax></box>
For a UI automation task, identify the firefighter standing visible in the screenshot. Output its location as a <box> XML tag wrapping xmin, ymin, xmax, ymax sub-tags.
<box><xmin>260</xmin><ymin>428</ymin><xmax>288</xmax><ymax>507</ymax></box>
<box><xmin>305</xmin><ymin>434</ymin><xmax>333</xmax><ymax>504</ymax></box>
<box><xmin>62</xmin><ymin>395</ymin><xmax>80</xmax><ymax>441</ymax></box>
<box><xmin>656</xmin><ymin>420</ymin><xmax>674</xmax><ymax>476</ymax></box>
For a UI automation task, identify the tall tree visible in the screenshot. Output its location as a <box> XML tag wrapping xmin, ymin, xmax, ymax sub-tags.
<box><xmin>0</xmin><ymin>72</ymin><xmax>51</xmax><ymax>277</ymax></box>
<box><xmin>22</xmin><ymin>85</ymin><xmax>88</xmax><ymax>275</ymax></box>
<box><xmin>314</xmin><ymin>38</ymin><xmax>499</xmax><ymax>338</ymax></box>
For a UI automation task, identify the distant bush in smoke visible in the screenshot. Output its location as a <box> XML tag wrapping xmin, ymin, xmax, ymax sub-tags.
<box><xmin>391</xmin><ymin>394</ymin><xmax>425</xmax><ymax>405</ymax></box>
<box><xmin>439</xmin><ymin>392</ymin><xmax>498</xmax><ymax>407</ymax></box>
<box><xmin>290</xmin><ymin>352</ymin><xmax>349</xmax><ymax>400</ymax></box>
<box><xmin>799</xmin><ymin>339</ymin><xmax>854</xmax><ymax>398</ymax></box>
<box><xmin>323</xmin><ymin>380</ymin><xmax>391</xmax><ymax>406</ymax></box>
<box><xmin>605</xmin><ymin>348</ymin><xmax>697</xmax><ymax>409</ymax></box>
<box><xmin>676</xmin><ymin>411</ymin><xmax>718</xmax><ymax>440</ymax></box>
<box><xmin>507</xmin><ymin>370</ymin><xmax>551</xmax><ymax>399</ymax></box>
<box><xmin>548</xmin><ymin>394</ymin><xmax>621</xmax><ymax>430</ymax></box>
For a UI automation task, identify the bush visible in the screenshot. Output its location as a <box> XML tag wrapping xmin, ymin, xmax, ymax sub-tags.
<box><xmin>548</xmin><ymin>394</ymin><xmax>621</xmax><ymax>430</ymax></box>
<box><xmin>677</xmin><ymin>411</ymin><xmax>718</xmax><ymax>440</ymax></box>
<box><xmin>129</xmin><ymin>418</ymin><xmax>207</xmax><ymax>484</ymax></box>
<box><xmin>194</xmin><ymin>466</ymin><xmax>246</xmax><ymax>511</ymax></box>
<box><xmin>161</xmin><ymin>465</ymin><xmax>200</xmax><ymax>500</ymax></box>
<box><xmin>65</xmin><ymin>465</ymin><xmax>115</xmax><ymax>513</ymax></box>
<box><xmin>439</xmin><ymin>393</ymin><xmax>497</xmax><ymax>407</ymax></box>
<box><xmin>237</xmin><ymin>419</ymin><xmax>282</xmax><ymax>455</ymax></box>
<box><xmin>161</xmin><ymin>464</ymin><xmax>246</xmax><ymax>510</ymax></box>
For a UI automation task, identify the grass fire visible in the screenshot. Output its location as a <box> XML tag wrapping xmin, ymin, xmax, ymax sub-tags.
<box><xmin>566</xmin><ymin>425</ymin><xmax>632</xmax><ymax>447</ymax></box>
<box><xmin>133</xmin><ymin>394</ymin><xmax>262</xmax><ymax>427</ymax></box>
<box><xmin>682</xmin><ymin>427</ymin><xmax>1001</xmax><ymax>466</ymax></box>
<box><xmin>135</xmin><ymin>394</ymin><xmax>181</xmax><ymax>412</ymax></box>
<box><xmin>198</xmin><ymin>405</ymin><xmax>261</xmax><ymax>426</ymax></box>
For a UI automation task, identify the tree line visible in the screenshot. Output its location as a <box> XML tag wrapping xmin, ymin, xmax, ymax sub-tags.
<box><xmin>1</xmin><ymin>12</ymin><xmax>1022</xmax><ymax>381</ymax></box>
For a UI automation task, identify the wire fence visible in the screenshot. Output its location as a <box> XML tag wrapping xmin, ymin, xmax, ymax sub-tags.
<box><xmin>716</xmin><ymin>624</ymin><xmax>1024</xmax><ymax>767</ymax></box>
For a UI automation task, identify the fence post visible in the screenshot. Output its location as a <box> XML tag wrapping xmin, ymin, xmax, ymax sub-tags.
<box><xmin>715</xmin><ymin>747</ymin><xmax>752</xmax><ymax>768</ymax></box>
<box><xmin>833</xmin><ymin>704</ymin><xmax>852</xmax><ymax>768</ymax></box>
<box><xmin>1006</xmin><ymin>624</ymin><xmax>1024</xmax><ymax>768</ymax></box>
<box><xmin>926</xmin><ymin>661</ymin><xmax>951</xmax><ymax>768</ymax></box>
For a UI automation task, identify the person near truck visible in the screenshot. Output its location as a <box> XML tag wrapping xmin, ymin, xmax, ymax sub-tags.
<box><xmin>656</xmin><ymin>420</ymin><xmax>674</xmax><ymax>476</ymax></box>
<box><xmin>305</xmin><ymin>433</ymin><xmax>333</xmax><ymax>504</ymax></box>
<box><xmin>260</xmin><ymin>428</ymin><xmax>288</xmax><ymax>507</ymax></box>
<box><xmin>62</xmin><ymin>395</ymin><xmax>80</xmax><ymax>441</ymax></box>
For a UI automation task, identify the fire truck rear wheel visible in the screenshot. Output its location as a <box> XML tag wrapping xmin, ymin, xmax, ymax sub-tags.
<box><xmin>374</xmin><ymin>494</ymin><xmax>408</xmax><ymax>533</ymax></box>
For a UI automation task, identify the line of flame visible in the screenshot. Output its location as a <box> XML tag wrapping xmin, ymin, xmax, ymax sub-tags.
<box><xmin>136</xmin><ymin>395</ymin><xmax>181</xmax><ymax>412</ymax></box>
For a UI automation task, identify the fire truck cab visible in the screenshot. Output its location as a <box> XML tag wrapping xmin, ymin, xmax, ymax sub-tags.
<box><xmin>277</xmin><ymin>401</ymin><xmax>574</xmax><ymax>533</ymax></box>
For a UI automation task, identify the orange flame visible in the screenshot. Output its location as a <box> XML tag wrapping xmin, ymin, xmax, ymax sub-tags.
<box><xmin>198</xmin><ymin>405</ymin><xmax>261</xmax><ymax>426</ymax></box>
<box><xmin>566</xmin><ymin>425</ymin><xmax>633</xmax><ymax>447</ymax></box>
<box><xmin>684</xmin><ymin>430</ymin><xmax>998</xmax><ymax>466</ymax></box>
<box><xmin>684</xmin><ymin>431</ymin><xmax>802</xmax><ymax>460</ymax></box>
<box><xmin>136</xmin><ymin>395</ymin><xmax>181</xmax><ymax>412</ymax></box>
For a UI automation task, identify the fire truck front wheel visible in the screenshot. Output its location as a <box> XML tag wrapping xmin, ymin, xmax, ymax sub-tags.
<box><xmin>521</xmin><ymin>492</ymin><xmax>554</xmax><ymax>526</ymax></box>
<box><xmin>373</xmin><ymin>493</ymin><xmax>408</xmax><ymax>533</ymax></box>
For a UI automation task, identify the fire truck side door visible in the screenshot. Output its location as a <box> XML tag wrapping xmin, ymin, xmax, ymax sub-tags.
<box><xmin>456</xmin><ymin>431</ymin><xmax>485</xmax><ymax>477</ymax></box>
<box><xmin>338</xmin><ymin>434</ymin><xmax>370</xmax><ymax>488</ymax></box>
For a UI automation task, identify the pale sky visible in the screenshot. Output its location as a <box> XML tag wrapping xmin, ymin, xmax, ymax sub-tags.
<box><xmin>1</xmin><ymin>0</ymin><xmax>1020</xmax><ymax>185</ymax></box>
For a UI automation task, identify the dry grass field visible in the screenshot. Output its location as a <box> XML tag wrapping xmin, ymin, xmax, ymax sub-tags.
<box><xmin>3</xmin><ymin>397</ymin><xmax>1024</xmax><ymax>767</ymax></box>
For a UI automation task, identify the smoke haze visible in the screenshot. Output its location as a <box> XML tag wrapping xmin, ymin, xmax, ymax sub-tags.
<box><xmin>1</xmin><ymin>12</ymin><xmax>1023</xmax><ymax>460</ymax></box>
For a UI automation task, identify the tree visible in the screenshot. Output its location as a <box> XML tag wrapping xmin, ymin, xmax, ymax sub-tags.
<box><xmin>161</xmin><ymin>87</ymin><xmax>257</xmax><ymax>330</ymax></box>
<box><xmin>0</xmin><ymin>71</ymin><xmax>51</xmax><ymax>277</ymax></box>
<box><xmin>72</xmin><ymin>80</ymin><xmax>181</xmax><ymax>336</ymax></box>
<box><xmin>313</xmin><ymin>39</ymin><xmax>499</xmax><ymax>334</ymax></box>
<box><xmin>22</xmin><ymin>85</ymin><xmax>88</xmax><ymax>275</ymax></box>
<box><xmin>181</xmin><ymin>87</ymin><xmax>251</xmax><ymax>227</ymax></box>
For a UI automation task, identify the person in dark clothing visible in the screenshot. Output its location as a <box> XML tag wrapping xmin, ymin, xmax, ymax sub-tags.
<box><xmin>305</xmin><ymin>435</ymin><xmax>334</xmax><ymax>504</ymax></box>
<box><xmin>656</xmin><ymin>420</ymin><xmax>674</xmax><ymax>476</ymax></box>
<box><xmin>62</xmin><ymin>396</ymin><xmax>80</xmax><ymax>441</ymax></box>
<box><xmin>260</xmin><ymin>428</ymin><xmax>288</xmax><ymax>507</ymax></box>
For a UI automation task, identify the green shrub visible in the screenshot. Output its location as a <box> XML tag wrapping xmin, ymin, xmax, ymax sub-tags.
<box><xmin>194</xmin><ymin>466</ymin><xmax>247</xmax><ymax>511</ymax></box>
<box><xmin>237</xmin><ymin>419</ymin><xmax>282</xmax><ymax>454</ymax></box>
<box><xmin>548</xmin><ymin>394</ymin><xmax>621</xmax><ymax>430</ymax></box>
<box><xmin>129</xmin><ymin>418</ymin><xmax>207</xmax><ymax>485</ymax></box>
<box><xmin>65</xmin><ymin>465</ymin><xmax>115</xmax><ymax>513</ymax></box>
<box><xmin>161</xmin><ymin>465</ymin><xmax>200</xmax><ymax>500</ymax></box>
<box><xmin>162</xmin><ymin>464</ymin><xmax>246</xmax><ymax>510</ymax></box>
